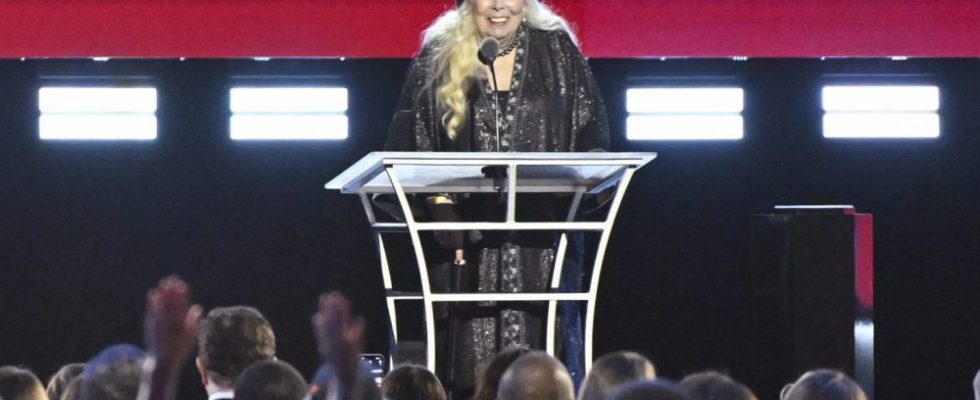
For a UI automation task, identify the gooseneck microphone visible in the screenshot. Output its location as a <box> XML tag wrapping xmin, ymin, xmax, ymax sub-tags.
<box><xmin>478</xmin><ymin>37</ymin><xmax>502</xmax><ymax>152</ymax></box>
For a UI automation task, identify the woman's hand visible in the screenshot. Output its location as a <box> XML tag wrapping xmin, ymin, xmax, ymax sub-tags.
<box><xmin>428</xmin><ymin>202</ymin><xmax>464</xmax><ymax>251</ymax></box>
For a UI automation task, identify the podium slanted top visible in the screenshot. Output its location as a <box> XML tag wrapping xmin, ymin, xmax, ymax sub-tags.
<box><xmin>325</xmin><ymin>151</ymin><xmax>657</xmax><ymax>194</ymax></box>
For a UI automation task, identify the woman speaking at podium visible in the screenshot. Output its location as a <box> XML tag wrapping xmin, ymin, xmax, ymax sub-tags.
<box><xmin>384</xmin><ymin>0</ymin><xmax>609</xmax><ymax>396</ymax></box>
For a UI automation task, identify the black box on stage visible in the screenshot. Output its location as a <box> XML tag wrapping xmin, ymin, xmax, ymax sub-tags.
<box><xmin>746</xmin><ymin>206</ymin><xmax>874</xmax><ymax>399</ymax></box>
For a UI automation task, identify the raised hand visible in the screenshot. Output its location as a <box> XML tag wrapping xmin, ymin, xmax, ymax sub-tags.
<box><xmin>144</xmin><ymin>275</ymin><xmax>203</xmax><ymax>371</ymax></box>
<box><xmin>139</xmin><ymin>275</ymin><xmax>203</xmax><ymax>400</ymax></box>
<box><xmin>312</xmin><ymin>292</ymin><xmax>366</xmax><ymax>388</ymax></box>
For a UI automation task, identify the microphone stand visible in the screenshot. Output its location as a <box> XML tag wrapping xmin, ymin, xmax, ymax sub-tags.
<box><xmin>486</xmin><ymin>61</ymin><xmax>507</xmax><ymax>203</ymax></box>
<box><xmin>488</xmin><ymin>62</ymin><xmax>501</xmax><ymax>152</ymax></box>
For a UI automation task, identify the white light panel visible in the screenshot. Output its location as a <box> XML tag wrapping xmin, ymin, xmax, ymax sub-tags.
<box><xmin>230</xmin><ymin>87</ymin><xmax>348</xmax><ymax>140</ymax></box>
<box><xmin>230</xmin><ymin>88</ymin><xmax>348</xmax><ymax>113</ymax></box>
<box><xmin>40</xmin><ymin>115</ymin><xmax>157</xmax><ymax>140</ymax></box>
<box><xmin>822</xmin><ymin>86</ymin><xmax>938</xmax><ymax>112</ymax></box>
<box><xmin>824</xmin><ymin>113</ymin><xmax>939</xmax><ymax>138</ymax></box>
<box><xmin>231</xmin><ymin>115</ymin><xmax>348</xmax><ymax>140</ymax></box>
<box><xmin>627</xmin><ymin>88</ymin><xmax>743</xmax><ymax>113</ymax></box>
<box><xmin>822</xmin><ymin>85</ymin><xmax>940</xmax><ymax>138</ymax></box>
<box><xmin>627</xmin><ymin>115</ymin><xmax>743</xmax><ymax>140</ymax></box>
<box><xmin>626</xmin><ymin>87</ymin><xmax>743</xmax><ymax>140</ymax></box>
<box><xmin>39</xmin><ymin>87</ymin><xmax>157</xmax><ymax>113</ymax></box>
<box><xmin>38</xmin><ymin>87</ymin><xmax>157</xmax><ymax>140</ymax></box>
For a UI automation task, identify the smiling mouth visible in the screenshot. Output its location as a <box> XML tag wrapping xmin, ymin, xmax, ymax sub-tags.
<box><xmin>489</xmin><ymin>17</ymin><xmax>509</xmax><ymax>25</ymax></box>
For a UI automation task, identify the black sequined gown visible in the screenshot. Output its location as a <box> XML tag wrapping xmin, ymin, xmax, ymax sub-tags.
<box><xmin>384</xmin><ymin>25</ymin><xmax>609</xmax><ymax>397</ymax></box>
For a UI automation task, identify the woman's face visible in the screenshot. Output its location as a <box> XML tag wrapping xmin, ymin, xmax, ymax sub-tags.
<box><xmin>472</xmin><ymin>0</ymin><xmax>526</xmax><ymax>41</ymax></box>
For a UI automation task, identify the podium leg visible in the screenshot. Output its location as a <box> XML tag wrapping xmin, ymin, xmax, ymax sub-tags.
<box><xmin>546</xmin><ymin>233</ymin><xmax>570</xmax><ymax>355</ymax></box>
<box><xmin>385</xmin><ymin>166</ymin><xmax>439</xmax><ymax>372</ymax></box>
<box><xmin>584</xmin><ymin>167</ymin><xmax>636</xmax><ymax>370</ymax></box>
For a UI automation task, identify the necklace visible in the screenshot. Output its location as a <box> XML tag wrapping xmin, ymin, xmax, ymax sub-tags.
<box><xmin>497</xmin><ymin>36</ymin><xmax>519</xmax><ymax>58</ymax></box>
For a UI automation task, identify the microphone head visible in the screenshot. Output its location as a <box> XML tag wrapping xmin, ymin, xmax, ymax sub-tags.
<box><xmin>478</xmin><ymin>37</ymin><xmax>499</xmax><ymax>65</ymax></box>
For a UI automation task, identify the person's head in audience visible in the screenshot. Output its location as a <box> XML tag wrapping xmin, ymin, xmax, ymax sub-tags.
<box><xmin>233</xmin><ymin>360</ymin><xmax>307</xmax><ymax>400</ymax></box>
<box><xmin>608</xmin><ymin>380</ymin><xmax>687</xmax><ymax>400</ymax></box>
<box><xmin>308</xmin><ymin>361</ymin><xmax>383</xmax><ymax>400</ymax></box>
<box><xmin>381</xmin><ymin>364</ymin><xmax>446</xmax><ymax>400</ymax></box>
<box><xmin>0</xmin><ymin>366</ymin><xmax>47</xmax><ymax>400</ymax></box>
<box><xmin>78</xmin><ymin>344</ymin><xmax>145</xmax><ymax>400</ymax></box>
<box><xmin>61</xmin><ymin>376</ymin><xmax>83</xmax><ymax>400</ymax></box>
<box><xmin>196</xmin><ymin>306</ymin><xmax>277</xmax><ymax>395</ymax></box>
<box><xmin>578</xmin><ymin>351</ymin><xmax>656</xmax><ymax>400</ymax></box>
<box><xmin>678</xmin><ymin>371</ymin><xmax>756</xmax><ymax>400</ymax></box>
<box><xmin>474</xmin><ymin>347</ymin><xmax>532</xmax><ymax>400</ymax></box>
<box><xmin>47</xmin><ymin>363</ymin><xmax>85</xmax><ymax>400</ymax></box>
<box><xmin>497</xmin><ymin>351</ymin><xmax>574</xmax><ymax>400</ymax></box>
<box><xmin>780</xmin><ymin>369</ymin><xmax>866</xmax><ymax>400</ymax></box>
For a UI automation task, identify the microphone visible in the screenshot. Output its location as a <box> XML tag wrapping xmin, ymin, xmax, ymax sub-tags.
<box><xmin>477</xmin><ymin>37</ymin><xmax>502</xmax><ymax>152</ymax></box>
<box><xmin>478</xmin><ymin>37</ymin><xmax>499</xmax><ymax>66</ymax></box>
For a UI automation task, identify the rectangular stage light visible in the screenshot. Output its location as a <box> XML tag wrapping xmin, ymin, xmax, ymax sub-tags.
<box><xmin>230</xmin><ymin>87</ymin><xmax>348</xmax><ymax>140</ymax></box>
<box><xmin>38</xmin><ymin>87</ymin><xmax>157</xmax><ymax>140</ymax></box>
<box><xmin>823</xmin><ymin>113</ymin><xmax>940</xmax><ymax>138</ymax></box>
<box><xmin>626</xmin><ymin>115</ymin><xmax>743</xmax><ymax>140</ymax></box>
<box><xmin>822</xmin><ymin>85</ymin><xmax>940</xmax><ymax>138</ymax></box>
<box><xmin>626</xmin><ymin>88</ymin><xmax>743</xmax><ymax>140</ymax></box>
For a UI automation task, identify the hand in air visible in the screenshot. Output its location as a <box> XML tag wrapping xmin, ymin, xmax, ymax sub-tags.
<box><xmin>312</xmin><ymin>292</ymin><xmax>366</xmax><ymax>387</ymax></box>
<box><xmin>144</xmin><ymin>275</ymin><xmax>203</xmax><ymax>372</ymax></box>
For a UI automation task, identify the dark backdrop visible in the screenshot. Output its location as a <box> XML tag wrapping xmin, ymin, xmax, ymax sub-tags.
<box><xmin>1</xmin><ymin>58</ymin><xmax>979</xmax><ymax>399</ymax></box>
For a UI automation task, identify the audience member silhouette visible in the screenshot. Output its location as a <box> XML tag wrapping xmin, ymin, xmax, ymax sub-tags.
<box><xmin>195</xmin><ymin>306</ymin><xmax>276</xmax><ymax>399</ymax></box>
<box><xmin>77</xmin><ymin>344</ymin><xmax>145</xmax><ymax>400</ymax></box>
<box><xmin>382</xmin><ymin>364</ymin><xmax>447</xmax><ymax>400</ymax></box>
<box><xmin>47</xmin><ymin>363</ymin><xmax>85</xmax><ymax>400</ymax></box>
<box><xmin>578</xmin><ymin>351</ymin><xmax>656</xmax><ymax>400</ymax></box>
<box><xmin>607</xmin><ymin>380</ymin><xmax>687</xmax><ymax>400</ymax></box>
<box><xmin>234</xmin><ymin>360</ymin><xmax>308</xmax><ymax>400</ymax></box>
<box><xmin>497</xmin><ymin>351</ymin><xmax>575</xmax><ymax>400</ymax></box>
<box><xmin>780</xmin><ymin>369</ymin><xmax>866</xmax><ymax>400</ymax></box>
<box><xmin>61</xmin><ymin>377</ymin><xmax>83</xmax><ymax>400</ymax></box>
<box><xmin>0</xmin><ymin>366</ymin><xmax>47</xmax><ymax>400</ymax></box>
<box><xmin>678</xmin><ymin>371</ymin><xmax>755</xmax><ymax>400</ymax></box>
<box><xmin>473</xmin><ymin>347</ymin><xmax>531</xmax><ymax>400</ymax></box>
<box><xmin>61</xmin><ymin>377</ymin><xmax>82</xmax><ymax>400</ymax></box>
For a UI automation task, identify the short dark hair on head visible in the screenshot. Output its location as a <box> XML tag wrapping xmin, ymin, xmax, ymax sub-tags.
<box><xmin>579</xmin><ymin>351</ymin><xmax>657</xmax><ymax>400</ymax></box>
<box><xmin>497</xmin><ymin>351</ymin><xmax>575</xmax><ymax>400</ymax></box>
<box><xmin>678</xmin><ymin>371</ymin><xmax>755</xmax><ymax>400</ymax></box>
<box><xmin>78</xmin><ymin>359</ymin><xmax>143</xmax><ymax>400</ymax></box>
<box><xmin>61</xmin><ymin>376</ymin><xmax>83</xmax><ymax>400</ymax></box>
<box><xmin>197</xmin><ymin>306</ymin><xmax>277</xmax><ymax>387</ymax></box>
<box><xmin>382</xmin><ymin>365</ymin><xmax>446</xmax><ymax>400</ymax></box>
<box><xmin>233</xmin><ymin>360</ymin><xmax>307</xmax><ymax>400</ymax></box>
<box><xmin>474</xmin><ymin>347</ymin><xmax>531</xmax><ymax>400</ymax></box>
<box><xmin>47</xmin><ymin>363</ymin><xmax>86</xmax><ymax>400</ymax></box>
<box><xmin>608</xmin><ymin>379</ymin><xmax>687</xmax><ymax>400</ymax></box>
<box><xmin>783</xmin><ymin>369</ymin><xmax>866</xmax><ymax>400</ymax></box>
<box><xmin>0</xmin><ymin>366</ymin><xmax>47</xmax><ymax>400</ymax></box>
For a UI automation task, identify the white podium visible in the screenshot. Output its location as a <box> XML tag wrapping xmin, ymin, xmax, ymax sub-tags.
<box><xmin>325</xmin><ymin>152</ymin><xmax>656</xmax><ymax>373</ymax></box>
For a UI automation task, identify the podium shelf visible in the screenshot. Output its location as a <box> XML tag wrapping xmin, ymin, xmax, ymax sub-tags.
<box><xmin>429</xmin><ymin>293</ymin><xmax>592</xmax><ymax>302</ymax></box>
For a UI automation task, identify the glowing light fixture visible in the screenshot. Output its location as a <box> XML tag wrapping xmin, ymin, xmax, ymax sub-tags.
<box><xmin>230</xmin><ymin>87</ymin><xmax>348</xmax><ymax>140</ymax></box>
<box><xmin>626</xmin><ymin>88</ymin><xmax>744</xmax><ymax>140</ymax></box>
<box><xmin>822</xmin><ymin>85</ymin><xmax>939</xmax><ymax>138</ymax></box>
<box><xmin>39</xmin><ymin>87</ymin><xmax>157</xmax><ymax>140</ymax></box>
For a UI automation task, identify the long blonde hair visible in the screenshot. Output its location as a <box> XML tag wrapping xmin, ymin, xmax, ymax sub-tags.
<box><xmin>422</xmin><ymin>0</ymin><xmax>576</xmax><ymax>139</ymax></box>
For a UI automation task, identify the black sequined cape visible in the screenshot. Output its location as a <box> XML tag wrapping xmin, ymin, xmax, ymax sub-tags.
<box><xmin>384</xmin><ymin>26</ymin><xmax>609</xmax><ymax>152</ymax></box>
